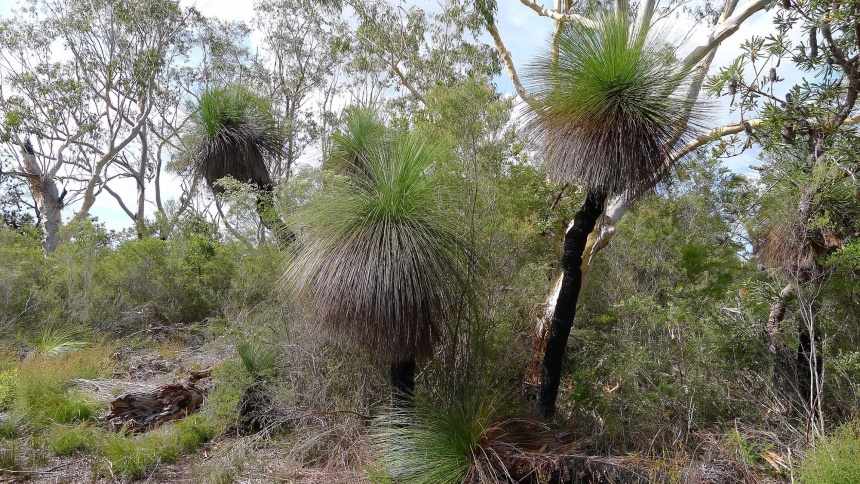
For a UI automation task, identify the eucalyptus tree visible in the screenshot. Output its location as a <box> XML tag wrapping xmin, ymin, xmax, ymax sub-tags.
<box><xmin>524</xmin><ymin>12</ymin><xmax>706</xmax><ymax>417</ymax></box>
<box><xmin>343</xmin><ymin>0</ymin><xmax>500</xmax><ymax>112</ymax></box>
<box><xmin>287</xmin><ymin>112</ymin><xmax>468</xmax><ymax>403</ymax></box>
<box><xmin>174</xmin><ymin>86</ymin><xmax>295</xmax><ymax>247</ymax></box>
<box><xmin>0</xmin><ymin>0</ymin><xmax>192</xmax><ymax>252</ymax></box>
<box><xmin>253</xmin><ymin>0</ymin><xmax>349</xmax><ymax>178</ymax></box>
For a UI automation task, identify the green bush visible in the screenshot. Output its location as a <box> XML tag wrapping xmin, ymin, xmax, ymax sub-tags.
<box><xmin>799</xmin><ymin>423</ymin><xmax>860</xmax><ymax>483</ymax></box>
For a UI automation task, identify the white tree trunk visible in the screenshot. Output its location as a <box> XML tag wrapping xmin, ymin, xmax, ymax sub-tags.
<box><xmin>20</xmin><ymin>146</ymin><xmax>64</xmax><ymax>253</ymax></box>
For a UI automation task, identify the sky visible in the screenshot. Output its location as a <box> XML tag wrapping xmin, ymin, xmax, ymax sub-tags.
<box><xmin>0</xmin><ymin>0</ymin><xmax>781</xmax><ymax>231</ymax></box>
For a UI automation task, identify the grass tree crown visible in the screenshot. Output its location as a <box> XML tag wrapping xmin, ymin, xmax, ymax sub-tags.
<box><xmin>325</xmin><ymin>106</ymin><xmax>388</xmax><ymax>175</ymax></box>
<box><xmin>525</xmin><ymin>13</ymin><xmax>704</xmax><ymax>194</ymax></box>
<box><xmin>174</xmin><ymin>86</ymin><xmax>285</xmax><ymax>193</ymax></box>
<box><xmin>285</xmin><ymin>132</ymin><xmax>467</xmax><ymax>362</ymax></box>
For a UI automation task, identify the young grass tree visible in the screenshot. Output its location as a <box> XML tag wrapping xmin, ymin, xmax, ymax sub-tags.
<box><xmin>175</xmin><ymin>86</ymin><xmax>295</xmax><ymax>246</ymax></box>
<box><xmin>286</xmin><ymin>119</ymin><xmax>467</xmax><ymax>405</ymax></box>
<box><xmin>525</xmin><ymin>13</ymin><xmax>703</xmax><ymax>417</ymax></box>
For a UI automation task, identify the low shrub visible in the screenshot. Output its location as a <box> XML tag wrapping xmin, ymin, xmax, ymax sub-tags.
<box><xmin>798</xmin><ymin>422</ymin><xmax>860</xmax><ymax>483</ymax></box>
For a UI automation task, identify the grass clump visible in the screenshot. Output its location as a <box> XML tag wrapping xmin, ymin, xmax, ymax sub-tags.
<box><xmin>798</xmin><ymin>422</ymin><xmax>860</xmax><ymax>483</ymax></box>
<box><xmin>0</xmin><ymin>367</ymin><xmax>14</xmax><ymax>408</ymax></box>
<box><xmin>35</xmin><ymin>325</ymin><xmax>87</xmax><ymax>357</ymax></box>
<box><xmin>11</xmin><ymin>345</ymin><xmax>111</xmax><ymax>426</ymax></box>
<box><xmin>236</xmin><ymin>338</ymin><xmax>279</xmax><ymax>379</ymax></box>
<box><xmin>46</xmin><ymin>423</ymin><xmax>100</xmax><ymax>456</ymax></box>
<box><xmin>374</xmin><ymin>395</ymin><xmax>497</xmax><ymax>484</ymax></box>
<box><xmin>98</xmin><ymin>413</ymin><xmax>220</xmax><ymax>479</ymax></box>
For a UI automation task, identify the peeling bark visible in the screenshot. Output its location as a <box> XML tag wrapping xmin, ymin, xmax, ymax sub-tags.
<box><xmin>19</xmin><ymin>142</ymin><xmax>64</xmax><ymax>253</ymax></box>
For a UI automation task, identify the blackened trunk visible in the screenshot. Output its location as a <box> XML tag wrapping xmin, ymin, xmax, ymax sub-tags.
<box><xmin>797</xmin><ymin>322</ymin><xmax>822</xmax><ymax>410</ymax></box>
<box><xmin>390</xmin><ymin>358</ymin><xmax>416</xmax><ymax>408</ymax></box>
<box><xmin>537</xmin><ymin>189</ymin><xmax>606</xmax><ymax>418</ymax></box>
<box><xmin>254</xmin><ymin>185</ymin><xmax>295</xmax><ymax>247</ymax></box>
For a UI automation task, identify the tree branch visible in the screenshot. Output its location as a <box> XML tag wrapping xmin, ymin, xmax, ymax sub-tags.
<box><xmin>519</xmin><ymin>0</ymin><xmax>597</xmax><ymax>27</ymax></box>
<box><xmin>389</xmin><ymin>62</ymin><xmax>427</xmax><ymax>105</ymax></box>
<box><xmin>682</xmin><ymin>0</ymin><xmax>771</xmax><ymax>69</ymax></box>
<box><xmin>103</xmin><ymin>184</ymin><xmax>137</xmax><ymax>221</ymax></box>
<box><xmin>486</xmin><ymin>21</ymin><xmax>537</xmax><ymax>108</ymax></box>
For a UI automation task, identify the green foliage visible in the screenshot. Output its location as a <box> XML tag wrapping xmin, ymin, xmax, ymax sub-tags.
<box><xmin>11</xmin><ymin>346</ymin><xmax>110</xmax><ymax>427</ymax></box>
<box><xmin>236</xmin><ymin>338</ymin><xmax>279</xmax><ymax>379</ymax></box>
<box><xmin>799</xmin><ymin>422</ymin><xmax>860</xmax><ymax>483</ymax></box>
<box><xmin>564</xmin><ymin>156</ymin><xmax>759</xmax><ymax>452</ymax></box>
<box><xmin>35</xmin><ymin>325</ymin><xmax>86</xmax><ymax>357</ymax></box>
<box><xmin>0</xmin><ymin>367</ymin><xmax>15</xmax><ymax>408</ymax></box>
<box><xmin>526</xmin><ymin>12</ymin><xmax>702</xmax><ymax>192</ymax></box>
<box><xmin>97</xmin><ymin>414</ymin><xmax>219</xmax><ymax>479</ymax></box>
<box><xmin>326</xmin><ymin>106</ymin><xmax>388</xmax><ymax>174</ymax></box>
<box><xmin>374</xmin><ymin>394</ymin><xmax>497</xmax><ymax>484</ymax></box>
<box><xmin>46</xmin><ymin>423</ymin><xmax>99</xmax><ymax>456</ymax></box>
<box><xmin>207</xmin><ymin>360</ymin><xmax>254</xmax><ymax>424</ymax></box>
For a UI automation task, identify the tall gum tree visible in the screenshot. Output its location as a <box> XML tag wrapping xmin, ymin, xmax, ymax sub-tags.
<box><xmin>0</xmin><ymin>0</ymin><xmax>192</xmax><ymax>252</ymax></box>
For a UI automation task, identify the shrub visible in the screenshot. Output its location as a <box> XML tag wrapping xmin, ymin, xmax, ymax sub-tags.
<box><xmin>798</xmin><ymin>422</ymin><xmax>860</xmax><ymax>483</ymax></box>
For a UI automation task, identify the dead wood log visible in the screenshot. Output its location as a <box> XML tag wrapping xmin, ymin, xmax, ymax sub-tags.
<box><xmin>104</xmin><ymin>367</ymin><xmax>212</xmax><ymax>432</ymax></box>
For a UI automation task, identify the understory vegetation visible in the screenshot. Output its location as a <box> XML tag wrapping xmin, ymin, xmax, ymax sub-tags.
<box><xmin>1</xmin><ymin>0</ymin><xmax>859</xmax><ymax>482</ymax></box>
<box><xmin>1</xmin><ymin>151</ymin><xmax>858</xmax><ymax>481</ymax></box>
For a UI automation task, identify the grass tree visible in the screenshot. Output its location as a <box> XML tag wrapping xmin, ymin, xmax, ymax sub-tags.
<box><xmin>176</xmin><ymin>86</ymin><xmax>295</xmax><ymax>246</ymax></box>
<box><xmin>286</xmin><ymin>119</ymin><xmax>467</xmax><ymax>404</ymax></box>
<box><xmin>525</xmin><ymin>13</ymin><xmax>704</xmax><ymax>418</ymax></box>
<box><xmin>324</xmin><ymin>106</ymin><xmax>387</xmax><ymax>175</ymax></box>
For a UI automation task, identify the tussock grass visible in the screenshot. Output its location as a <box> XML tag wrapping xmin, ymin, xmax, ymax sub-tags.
<box><xmin>12</xmin><ymin>344</ymin><xmax>111</xmax><ymax>426</ymax></box>
<box><xmin>236</xmin><ymin>338</ymin><xmax>279</xmax><ymax>379</ymax></box>
<box><xmin>97</xmin><ymin>414</ymin><xmax>219</xmax><ymax>478</ymax></box>
<box><xmin>374</xmin><ymin>394</ymin><xmax>498</xmax><ymax>484</ymax></box>
<box><xmin>46</xmin><ymin>423</ymin><xmax>99</xmax><ymax>456</ymax></box>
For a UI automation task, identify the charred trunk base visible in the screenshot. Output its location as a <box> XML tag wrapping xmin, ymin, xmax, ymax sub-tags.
<box><xmin>239</xmin><ymin>379</ymin><xmax>273</xmax><ymax>434</ymax></box>
<box><xmin>537</xmin><ymin>189</ymin><xmax>606</xmax><ymax>419</ymax></box>
<box><xmin>390</xmin><ymin>358</ymin><xmax>416</xmax><ymax>409</ymax></box>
